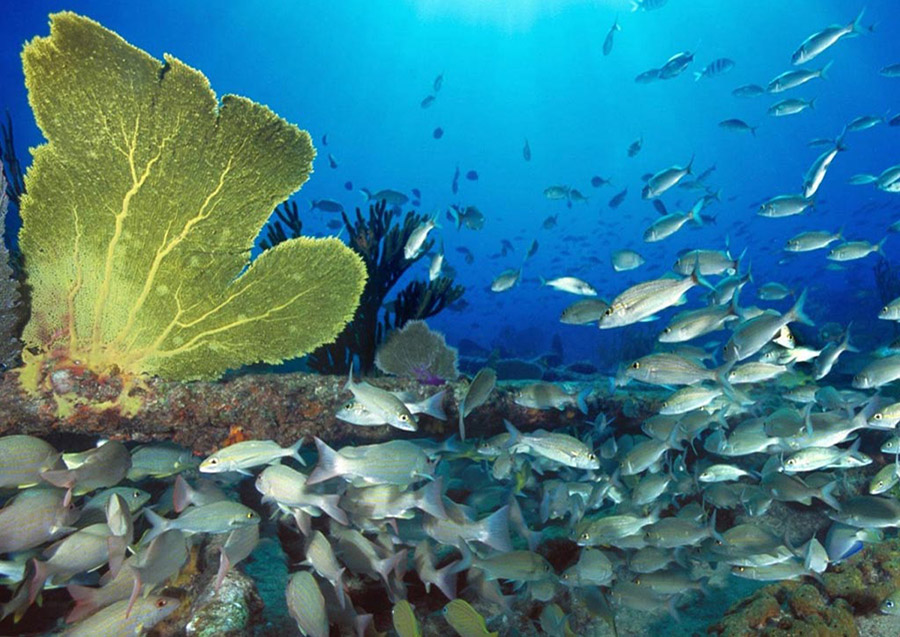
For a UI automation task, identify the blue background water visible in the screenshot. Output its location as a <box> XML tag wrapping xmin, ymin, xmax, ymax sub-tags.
<box><xmin>2</xmin><ymin>0</ymin><xmax>898</xmax><ymax>372</ymax></box>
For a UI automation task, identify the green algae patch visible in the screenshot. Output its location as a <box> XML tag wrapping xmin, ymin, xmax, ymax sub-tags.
<box><xmin>17</xmin><ymin>13</ymin><xmax>365</xmax><ymax>400</ymax></box>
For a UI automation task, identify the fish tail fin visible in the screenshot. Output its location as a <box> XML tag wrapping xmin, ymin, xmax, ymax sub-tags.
<box><xmin>173</xmin><ymin>474</ymin><xmax>195</xmax><ymax>513</ymax></box>
<box><xmin>306</xmin><ymin>437</ymin><xmax>344</xmax><ymax>485</ymax></box>
<box><xmin>124</xmin><ymin>568</ymin><xmax>143</xmax><ymax>619</ymax></box>
<box><xmin>836</xmin><ymin>225</ymin><xmax>845</xmax><ymax>240</ymax></box>
<box><xmin>693</xmin><ymin>71</ymin><xmax>703</xmax><ymax>82</ymax></box>
<box><xmin>480</xmin><ymin>504</ymin><xmax>512</xmax><ymax>552</ymax></box>
<box><xmin>458</xmin><ymin>406</ymin><xmax>466</xmax><ymax>441</ymax></box>
<box><xmin>689</xmin><ymin>206</ymin><xmax>703</xmax><ymax>226</ymax></box>
<box><xmin>309</xmin><ymin>199</ymin><xmax>317</xmax><ymax>209</ymax></box>
<box><xmin>751</xmin><ymin>125</ymin><xmax>757</xmax><ymax>137</ymax></box>
<box><xmin>851</xmin><ymin>6</ymin><xmax>866</xmax><ymax>34</ymax></box>
<box><xmin>214</xmin><ymin>551</ymin><xmax>232</xmax><ymax>593</ymax></box>
<box><xmin>141</xmin><ymin>508</ymin><xmax>169</xmax><ymax>544</ymax></box>
<box><xmin>344</xmin><ymin>361</ymin><xmax>355</xmax><ymax>393</ymax></box>
<box><xmin>65</xmin><ymin>585</ymin><xmax>99</xmax><ymax>623</ymax></box>
<box><xmin>843</xmin><ymin>323</ymin><xmax>860</xmax><ymax>353</ymax></box>
<box><xmin>576</xmin><ymin>388</ymin><xmax>590</xmax><ymax>415</ymax></box>
<box><xmin>876</xmin><ymin>236</ymin><xmax>888</xmax><ymax>256</ymax></box>
<box><xmin>359</xmin><ymin>188</ymin><xmax>372</xmax><ymax>200</ymax></box>
<box><xmin>433</xmin><ymin>560</ymin><xmax>459</xmax><ymax>600</ymax></box>
<box><xmin>809</xmin><ymin>97</ymin><xmax>817</xmax><ymax>110</ymax></box>
<box><xmin>376</xmin><ymin>549</ymin><xmax>407</xmax><ymax>588</ymax></box>
<box><xmin>289</xmin><ymin>438</ymin><xmax>306</xmax><ymax>466</ymax></box>
<box><xmin>318</xmin><ymin>493</ymin><xmax>349</xmax><ymax>525</ymax></box>
<box><xmin>421</xmin><ymin>390</ymin><xmax>448</xmax><ymax>421</ymax></box>
<box><xmin>787</xmin><ymin>288</ymin><xmax>814</xmax><ymax>326</ymax></box>
<box><xmin>416</xmin><ymin>476</ymin><xmax>447</xmax><ymax>519</ymax></box>
<box><xmin>686</xmin><ymin>154</ymin><xmax>695</xmax><ymax>174</ymax></box>
<box><xmin>818</xmin><ymin>480</ymin><xmax>841</xmax><ymax>510</ymax></box>
<box><xmin>26</xmin><ymin>559</ymin><xmax>48</xmax><ymax>607</ymax></box>
<box><xmin>820</xmin><ymin>59</ymin><xmax>834</xmax><ymax>80</ymax></box>
<box><xmin>107</xmin><ymin>535</ymin><xmax>127</xmax><ymax>579</ymax></box>
<box><xmin>39</xmin><ymin>468</ymin><xmax>74</xmax><ymax>491</ymax></box>
<box><xmin>630</xmin><ymin>0</ymin><xmax>640</xmax><ymax>11</ymax></box>
<box><xmin>504</xmin><ymin>419</ymin><xmax>523</xmax><ymax>446</ymax></box>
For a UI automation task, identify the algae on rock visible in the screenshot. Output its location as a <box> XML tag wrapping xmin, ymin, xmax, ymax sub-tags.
<box><xmin>16</xmin><ymin>13</ymin><xmax>366</xmax><ymax>392</ymax></box>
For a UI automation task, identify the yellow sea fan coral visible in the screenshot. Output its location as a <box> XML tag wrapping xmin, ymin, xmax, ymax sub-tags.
<box><xmin>17</xmin><ymin>12</ymin><xmax>366</xmax><ymax>383</ymax></box>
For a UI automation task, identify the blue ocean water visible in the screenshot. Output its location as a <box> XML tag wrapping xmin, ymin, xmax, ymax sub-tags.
<box><xmin>2</xmin><ymin>1</ymin><xmax>899</xmax><ymax>370</ymax></box>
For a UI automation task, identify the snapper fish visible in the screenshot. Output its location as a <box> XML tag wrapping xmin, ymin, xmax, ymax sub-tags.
<box><xmin>541</xmin><ymin>276</ymin><xmax>598</xmax><ymax>296</ymax></box>
<box><xmin>792</xmin><ymin>8</ymin><xmax>866</xmax><ymax>65</ymax></box>
<box><xmin>600</xmin><ymin>270</ymin><xmax>706</xmax><ymax>329</ymax></box>
<box><xmin>766</xmin><ymin>62</ymin><xmax>832</xmax><ymax>92</ymax></box>
<box><xmin>603</xmin><ymin>17</ymin><xmax>621</xmax><ymax>56</ymax></box>
<box><xmin>642</xmin><ymin>157</ymin><xmax>694</xmax><ymax>199</ymax></box>
<box><xmin>695</xmin><ymin>58</ymin><xmax>735</xmax><ymax>80</ymax></box>
<box><xmin>404</xmin><ymin>216</ymin><xmax>438</xmax><ymax>259</ymax></box>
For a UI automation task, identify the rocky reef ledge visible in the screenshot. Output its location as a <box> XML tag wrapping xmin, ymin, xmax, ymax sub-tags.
<box><xmin>0</xmin><ymin>370</ymin><xmax>636</xmax><ymax>454</ymax></box>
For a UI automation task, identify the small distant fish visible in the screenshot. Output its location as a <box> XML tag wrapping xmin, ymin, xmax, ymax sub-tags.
<box><xmin>404</xmin><ymin>216</ymin><xmax>438</xmax><ymax>259</ymax></box>
<box><xmin>344</xmin><ymin>181</ymin><xmax>353</xmax><ymax>191</ymax></box>
<box><xmin>321</xmin><ymin>133</ymin><xmax>328</xmax><ymax>146</ymax></box>
<box><xmin>451</xmin><ymin>205</ymin><xmax>485</xmax><ymax>230</ymax></box>
<box><xmin>827</xmin><ymin>238</ymin><xmax>886</xmax><ymax>262</ymax></box>
<box><xmin>328</xmin><ymin>153</ymin><xmax>338</xmax><ymax>169</ymax></box>
<box><xmin>695</xmin><ymin>58</ymin><xmax>735</xmax><ymax>80</ymax></box>
<box><xmin>652</xmin><ymin>199</ymin><xmax>668</xmax><ymax>215</ymax></box>
<box><xmin>891</xmin><ymin>114</ymin><xmax>900</xmax><ymax>127</ymax></box>
<box><xmin>785</xmin><ymin>228</ymin><xmax>842</xmax><ymax>252</ymax></box>
<box><xmin>658</xmin><ymin>51</ymin><xmax>694</xmax><ymax>80</ymax></box>
<box><xmin>603</xmin><ymin>17</ymin><xmax>621</xmax><ymax>56</ymax></box>
<box><xmin>732</xmin><ymin>84</ymin><xmax>766</xmax><ymax>98</ymax></box>
<box><xmin>361</xmin><ymin>188</ymin><xmax>409</xmax><ymax>207</ymax></box>
<box><xmin>466</xmin><ymin>170</ymin><xmax>479</xmax><ymax>181</ymax></box>
<box><xmin>542</xmin><ymin>214</ymin><xmax>559</xmax><ymax>229</ymax></box>
<box><xmin>612</xmin><ymin>249</ymin><xmax>646</xmax><ymax>272</ymax></box>
<box><xmin>511</xmin><ymin>381</ymin><xmax>590</xmax><ymax>415</ymax></box>
<box><xmin>544</xmin><ymin>185</ymin><xmax>570</xmax><ymax>200</ymax></box>
<box><xmin>881</xmin><ymin>63</ymin><xmax>900</xmax><ymax>78</ymax></box>
<box><xmin>452</xmin><ymin>165</ymin><xmax>460</xmax><ymax>194</ymax></box>
<box><xmin>412</xmin><ymin>188</ymin><xmax>422</xmax><ymax>199</ymax></box>
<box><xmin>561</xmin><ymin>298</ymin><xmax>611</xmax><ymax>325</ymax></box>
<box><xmin>643</xmin><ymin>209</ymin><xmax>701</xmax><ymax>242</ymax></box>
<box><xmin>421</xmin><ymin>95</ymin><xmax>436</xmax><ymax>108</ymax></box>
<box><xmin>609</xmin><ymin>187</ymin><xmax>628</xmax><ymax>208</ymax></box>
<box><xmin>758</xmin><ymin>282</ymin><xmax>793</xmax><ymax>301</ymax></box>
<box><xmin>433</xmin><ymin>127</ymin><xmax>444</xmax><ymax>139</ymax></box>
<box><xmin>851</xmin><ymin>166</ymin><xmax>900</xmax><ymax>192</ymax></box>
<box><xmin>526</xmin><ymin>239</ymin><xmax>539</xmax><ymax>259</ymax></box>
<box><xmin>642</xmin><ymin>157</ymin><xmax>694</xmax><ymax>199</ymax></box>
<box><xmin>628</xmin><ymin>137</ymin><xmax>643</xmax><ymax>157</ymax></box>
<box><xmin>429</xmin><ymin>249</ymin><xmax>444</xmax><ymax>281</ymax></box>
<box><xmin>768</xmin><ymin>98</ymin><xmax>816</xmax><ymax>116</ymax></box>
<box><xmin>434</xmin><ymin>72</ymin><xmax>444</xmax><ymax>92</ymax></box>
<box><xmin>569</xmin><ymin>189</ymin><xmax>589</xmax><ymax>204</ymax></box>
<box><xmin>767</xmin><ymin>62</ymin><xmax>831</xmax><ymax>92</ymax></box>
<box><xmin>491</xmin><ymin>269</ymin><xmax>520</xmax><ymax>292</ymax></box>
<box><xmin>523</xmin><ymin>139</ymin><xmax>531</xmax><ymax>161</ymax></box>
<box><xmin>803</xmin><ymin>140</ymin><xmax>845</xmax><ymax>199</ymax></box>
<box><xmin>591</xmin><ymin>175</ymin><xmax>611</xmax><ymax>187</ymax></box>
<box><xmin>635</xmin><ymin>68</ymin><xmax>660</xmax><ymax>84</ymax></box>
<box><xmin>344</xmin><ymin>366</ymin><xmax>418</xmax><ymax>431</ymax></box>
<box><xmin>719</xmin><ymin>119</ymin><xmax>757</xmax><ymax>136</ymax></box>
<box><xmin>459</xmin><ymin>367</ymin><xmax>497</xmax><ymax>440</ymax></box>
<box><xmin>309</xmin><ymin>198</ymin><xmax>344</xmax><ymax>213</ymax></box>
<box><xmin>542</xmin><ymin>276</ymin><xmax>598</xmax><ymax>296</ymax></box>
<box><xmin>792</xmin><ymin>8</ymin><xmax>866</xmax><ymax>65</ymax></box>
<box><xmin>758</xmin><ymin>194</ymin><xmax>813</xmax><ymax>218</ymax></box>
<box><xmin>846</xmin><ymin>114</ymin><xmax>885</xmax><ymax>132</ymax></box>
<box><xmin>631</xmin><ymin>0</ymin><xmax>667</xmax><ymax>12</ymax></box>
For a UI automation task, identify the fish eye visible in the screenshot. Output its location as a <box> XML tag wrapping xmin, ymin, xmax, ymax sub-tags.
<box><xmin>786</xmin><ymin>458</ymin><xmax>796</xmax><ymax>465</ymax></box>
<box><xmin>632</xmin><ymin>361</ymin><xmax>641</xmax><ymax>369</ymax></box>
<box><xmin>399</xmin><ymin>414</ymin><xmax>409</xmax><ymax>422</ymax></box>
<box><xmin>883</xmin><ymin>307</ymin><xmax>889</xmax><ymax>314</ymax></box>
<box><xmin>156</xmin><ymin>599</ymin><xmax>169</xmax><ymax>608</ymax></box>
<box><xmin>737</xmin><ymin>566</ymin><xmax>745</xmax><ymax>572</ymax></box>
<box><xmin>663</xmin><ymin>328</ymin><xmax>671</xmax><ymax>333</ymax></box>
<box><xmin>875</xmin><ymin>413</ymin><xmax>883</xmax><ymax>421</ymax></box>
<box><xmin>133</xmin><ymin>490</ymin><xmax>141</xmax><ymax>498</ymax></box>
<box><xmin>246</xmin><ymin>512</ymin><xmax>255</xmax><ymax>519</ymax></box>
<box><xmin>877</xmin><ymin>481</ymin><xmax>885</xmax><ymax>489</ymax></box>
<box><xmin>580</xmin><ymin>532</ymin><xmax>590</xmax><ymax>540</ymax></box>
<box><xmin>588</xmin><ymin>453</ymin><xmax>596</xmax><ymax>460</ymax></box>
<box><xmin>604</xmin><ymin>308</ymin><xmax>613</xmax><ymax>316</ymax></box>
<box><xmin>888</xmin><ymin>601</ymin><xmax>895</xmax><ymax>608</ymax></box>
<box><xmin>208</xmin><ymin>458</ymin><xmax>218</xmax><ymax>465</ymax></box>
<box><xmin>344</xmin><ymin>401</ymin><xmax>353</xmax><ymax>409</ymax></box>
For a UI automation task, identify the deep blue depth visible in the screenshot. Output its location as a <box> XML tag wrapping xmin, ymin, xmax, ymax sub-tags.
<box><xmin>2</xmin><ymin>1</ymin><xmax>899</xmax><ymax>371</ymax></box>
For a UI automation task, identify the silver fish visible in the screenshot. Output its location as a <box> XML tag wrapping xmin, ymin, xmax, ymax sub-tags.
<box><xmin>792</xmin><ymin>8</ymin><xmax>866</xmax><ymax>65</ymax></box>
<box><xmin>458</xmin><ymin>367</ymin><xmax>497</xmax><ymax>440</ymax></box>
<box><xmin>200</xmin><ymin>439</ymin><xmax>304</xmax><ymax>474</ymax></box>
